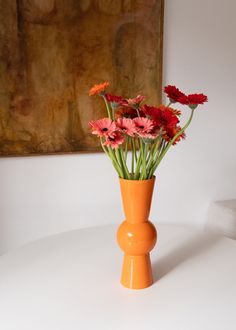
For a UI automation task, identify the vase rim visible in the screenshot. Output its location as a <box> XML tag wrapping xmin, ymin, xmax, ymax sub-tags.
<box><xmin>119</xmin><ymin>176</ymin><xmax>155</xmax><ymax>183</ymax></box>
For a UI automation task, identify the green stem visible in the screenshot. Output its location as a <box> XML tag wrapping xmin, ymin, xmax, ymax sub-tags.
<box><xmin>115</xmin><ymin>148</ymin><xmax>124</xmax><ymax>174</ymax></box>
<box><xmin>139</xmin><ymin>139</ymin><xmax>144</xmax><ymax>179</ymax></box>
<box><xmin>146</xmin><ymin>143</ymin><xmax>153</xmax><ymax>164</ymax></box>
<box><xmin>111</xmin><ymin>106</ymin><xmax>115</xmax><ymax>120</ymax></box>
<box><xmin>131</xmin><ymin>139</ymin><xmax>135</xmax><ymax>176</ymax></box>
<box><xmin>150</xmin><ymin>109</ymin><xmax>194</xmax><ymax>176</ymax></box>
<box><xmin>140</xmin><ymin>140</ymin><xmax>148</xmax><ymax>180</ymax></box>
<box><xmin>119</xmin><ymin>148</ymin><xmax>130</xmax><ymax>179</ymax></box>
<box><xmin>102</xmin><ymin>95</ymin><xmax>112</xmax><ymax>119</ymax></box>
<box><xmin>146</xmin><ymin>143</ymin><xmax>156</xmax><ymax>177</ymax></box>
<box><xmin>134</xmin><ymin>142</ymin><xmax>143</xmax><ymax>179</ymax></box>
<box><xmin>132</xmin><ymin>138</ymin><xmax>138</xmax><ymax>162</ymax></box>
<box><xmin>100</xmin><ymin>139</ymin><xmax>123</xmax><ymax>177</ymax></box>
<box><xmin>125</xmin><ymin>137</ymin><xmax>129</xmax><ymax>161</ymax></box>
<box><xmin>135</xmin><ymin>106</ymin><xmax>140</xmax><ymax>117</ymax></box>
<box><xmin>148</xmin><ymin>140</ymin><xmax>166</xmax><ymax>178</ymax></box>
<box><xmin>146</xmin><ymin>135</ymin><xmax>162</xmax><ymax>178</ymax></box>
<box><xmin>160</xmin><ymin>109</ymin><xmax>194</xmax><ymax>163</ymax></box>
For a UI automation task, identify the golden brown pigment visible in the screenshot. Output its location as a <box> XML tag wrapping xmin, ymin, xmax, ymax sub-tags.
<box><xmin>0</xmin><ymin>0</ymin><xmax>163</xmax><ymax>156</ymax></box>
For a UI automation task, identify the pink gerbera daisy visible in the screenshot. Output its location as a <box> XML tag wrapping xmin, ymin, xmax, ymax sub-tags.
<box><xmin>103</xmin><ymin>132</ymin><xmax>124</xmax><ymax>149</ymax></box>
<box><xmin>122</xmin><ymin>95</ymin><xmax>145</xmax><ymax>107</ymax></box>
<box><xmin>116</xmin><ymin>118</ymin><xmax>136</xmax><ymax>137</ymax></box>
<box><xmin>133</xmin><ymin>117</ymin><xmax>154</xmax><ymax>138</ymax></box>
<box><xmin>89</xmin><ymin>118</ymin><xmax>116</xmax><ymax>137</ymax></box>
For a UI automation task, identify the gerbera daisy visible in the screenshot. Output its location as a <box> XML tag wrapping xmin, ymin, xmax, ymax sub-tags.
<box><xmin>163</xmin><ymin>126</ymin><xmax>186</xmax><ymax>145</ymax></box>
<box><xmin>178</xmin><ymin>93</ymin><xmax>208</xmax><ymax>108</ymax></box>
<box><xmin>171</xmin><ymin>108</ymin><xmax>182</xmax><ymax>116</ymax></box>
<box><xmin>89</xmin><ymin>118</ymin><xmax>116</xmax><ymax>137</ymax></box>
<box><xmin>156</xmin><ymin>105</ymin><xmax>180</xmax><ymax>127</ymax></box>
<box><xmin>142</xmin><ymin>105</ymin><xmax>179</xmax><ymax>129</ymax></box>
<box><xmin>133</xmin><ymin>117</ymin><xmax>154</xmax><ymax>138</ymax></box>
<box><xmin>105</xmin><ymin>93</ymin><xmax>124</xmax><ymax>104</ymax></box>
<box><xmin>116</xmin><ymin>118</ymin><xmax>136</xmax><ymax>137</ymax></box>
<box><xmin>115</xmin><ymin>107</ymin><xmax>143</xmax><ymax>119</ymax></box>
<box><xmin>122</xmin><ymin>95</ymin><xmax>145</xmax><ymax>107</ymax></box>
<box><xmin>103</xmin><ymin>132</ymin><xmax>125</xmax><ymax>149</ymax></box>
<box><xmin>143</xmin><ymin>129</ymin><xmax>159</xmax><ymax>140</ymax></box>
<box><xmin>164</xmin><ymin>85</ymin><xmax>186</xmax><ymax>103</ymax></box>
<box><xmin>89</xmin><ymin>82</ymin><xmax>110</xmax><ymax>96</ymax></box>
<box><xmin>142</xmin><ymin>104</ymin><xmax>159</xmax><ymax>118</ymax></box>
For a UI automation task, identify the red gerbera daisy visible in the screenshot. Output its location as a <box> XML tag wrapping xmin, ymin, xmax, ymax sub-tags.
<box><xmin>158</xmin><ymin>105</ymin><xmax>180</xmax><ymax>127</ymax></box>
<box><xmin>142</xmin><ymin>104</ymin><xmax>179</xmax><ymax>129</ymax></box>
<box><xmin>105</xmin><ymin>94</ymin><xmax>124</xmax><ymax>104</ymax></box>
<box><xmin>144</xmin><ymin>104</ymin><xmax>181</xmax><ymax>117</ymax></box>
<box><xmin>163</xmin><ymin>126</ymin><xmax>186</xmax><ymax>145</ymax></box>
<box><xmin>142</xmin><ymin>104</ymin><xmax>159</xmax><ymax>117</ymax></box>
<box><xmin>103</xmin><ymin>131</ymin><xmax>124</xmax><ymax>149</ymax></box>
<box><xmin>171</xmin><ymin>108</ymin><xmax>182</xmax><ymax>116</ymax></box>
<box><xmin>89</xmin><ymin>118</ymin><xmax>116</xmax><ymax>137</ymax></box>
<box><xmin>115</xmin><ymin>107</ymin><xmax>144</xmax><ymax>119</ymax></box>
<box><xmin>164</xmin><ymin>85</ymin><xmax>186</xmax><ymax>103</ymax></box>
<box><xmin>178</xmin><ymin>93</ymin><xmax>208</xmax><ymax>108</ymax></box>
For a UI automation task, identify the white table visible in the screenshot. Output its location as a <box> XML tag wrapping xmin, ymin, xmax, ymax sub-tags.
<box><xmin>0</xmin><ymin>224</ymin><xmax>235</xmax><ymax>330</ymax></box>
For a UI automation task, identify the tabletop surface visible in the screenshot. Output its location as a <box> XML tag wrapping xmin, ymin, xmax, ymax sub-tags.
<box><xmin>0</xmin><ymin>224</ymin><xmax>235</xmax><ymax>330</ymax></box>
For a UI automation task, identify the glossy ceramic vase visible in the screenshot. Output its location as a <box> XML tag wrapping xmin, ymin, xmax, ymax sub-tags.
<box><xmin>117</xmin><ymin>176</ymin><xmax>157</xmax><ymax>289</ymax></box>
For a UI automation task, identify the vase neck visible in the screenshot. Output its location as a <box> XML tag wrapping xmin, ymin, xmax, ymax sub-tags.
<box><xmin>119</xmin><ymin>177</ymin><xmax>155</xmax><ymax>224</ymax></box>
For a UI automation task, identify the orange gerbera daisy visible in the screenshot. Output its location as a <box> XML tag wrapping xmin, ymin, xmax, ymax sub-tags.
<box><xmin>89</xmin><ymin>82</ymin><xmax>110</xmax><ymax>96</ymax></box>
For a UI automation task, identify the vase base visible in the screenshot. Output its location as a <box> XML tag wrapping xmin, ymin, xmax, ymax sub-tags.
<box><xmin>120</xmin><ymin>254</ymin><xmax>153</xmax><ymax>289</ymax></box>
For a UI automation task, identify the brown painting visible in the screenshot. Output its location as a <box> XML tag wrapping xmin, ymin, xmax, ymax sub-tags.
<box><xmin>0</xmin><ymin>0</ymin><xmax>164</xmax><ymax>156</ymax></box>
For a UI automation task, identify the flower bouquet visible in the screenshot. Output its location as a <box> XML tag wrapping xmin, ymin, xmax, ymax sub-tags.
<box><xmin>89</xmin><ymin>82</ymin><xmax>207</xmax><ymax>289</ymax></box>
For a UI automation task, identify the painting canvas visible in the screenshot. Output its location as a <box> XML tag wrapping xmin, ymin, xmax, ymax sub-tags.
<box><xmin>0</xmin><ymin>0</ymin><xmax>164</xmax><ymax>156</ymax></box>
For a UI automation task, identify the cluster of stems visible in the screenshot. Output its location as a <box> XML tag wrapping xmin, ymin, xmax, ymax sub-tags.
<box><xmin>100</xmin><ymin>96</ymin><xmax>194</xmax><ymax>180</ymax></box>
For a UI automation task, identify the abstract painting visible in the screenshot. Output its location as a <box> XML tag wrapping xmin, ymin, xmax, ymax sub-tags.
<box><xmin>0</xmin><ymin>0</ymin><xmax>164</xmax><ymax>156</ymax></box>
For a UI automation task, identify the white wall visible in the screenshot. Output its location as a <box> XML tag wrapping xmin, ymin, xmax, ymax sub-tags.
<box><xmin>0</xmin><ymin>0</ymin><xmax>236</xmax><ymax>254</ymax></box>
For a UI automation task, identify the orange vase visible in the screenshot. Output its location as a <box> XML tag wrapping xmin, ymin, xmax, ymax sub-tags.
<box><xmin>117</xmin><ymin>176</ymin><xmax>157</xmax><ymax>289</ymax></box>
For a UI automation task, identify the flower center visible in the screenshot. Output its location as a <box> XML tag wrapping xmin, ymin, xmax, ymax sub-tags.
<box><xmin>102</xmin><ymin>128</ymin><xmax>108</xmax><ymax>132</ymax></box>
<box><xmin>121</xmin><ymin>127</ymin><xmax>127</xmax><ymax>131</ymax></box>
<box><xmin>139</xmin><ymin>125</ymin><xmax>144</xmax><ymax>129</ymax></box>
